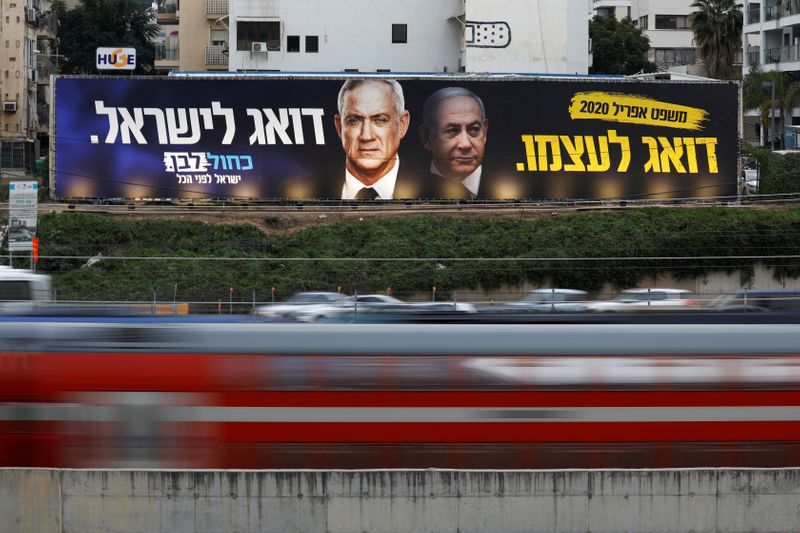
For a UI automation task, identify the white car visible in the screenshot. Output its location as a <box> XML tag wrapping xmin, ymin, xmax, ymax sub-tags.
<box><xmin>255</xmin><ymin>291</ymin><xmax>355</xmax><ymax>322</ymax></box>
<box><xmin>354</xmin><ymin>294</ymin><xmax>477</xmax><ymax>314</ymax></box>
<box><xmin>588</xmin><ymin>288</ymin><xmax>698</xmax><ymax>313</ymax></box>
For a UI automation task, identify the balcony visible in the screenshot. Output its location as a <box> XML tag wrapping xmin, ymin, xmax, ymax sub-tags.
<box><xmin>767</xmin><ymin>47</ymin><xmax>781</xmax><ymax>62</ymax></box>
<box><xmin>206</xmin><ymin>0</ymin><xmax>227</xmax><ymax>17</ymax></box>
<box><xmin>155</xmin><ymin>43</ymin><xmax>179</xmax><ymax>61</ymax></box>
<box><xmin>765</xmin><ymin>4</ymin><xmax>780</xmax><ymax>21</ymax></box>
<box><xmin>782</xmin><ymin>43</ymin><xmax>800</xmax><ymax>62</ymax></box>
<box><xmin>156</xmin><ymin>2</ymin><xmax>179</xmax><ymax>23</ymax></box>
<box><xmin>748</xmin><ymin>49</ymin><xmax>761</xmax><ymax>66</ymax></box>
<box><xmin>782</xmin><ymin>0</ymin><xmax>800</xmax><ymax>16</ymax></box>
<box><xmin>205</xmin><ymin>45</ymin><xmax>228</xmax><ymax>66</ymax></box>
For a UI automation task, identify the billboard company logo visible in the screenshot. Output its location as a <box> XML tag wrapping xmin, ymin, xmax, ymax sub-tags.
<box><xmin>96</xmin><ymin>47</ymin><xmax>136</xmax><ymax>70</ymax></box>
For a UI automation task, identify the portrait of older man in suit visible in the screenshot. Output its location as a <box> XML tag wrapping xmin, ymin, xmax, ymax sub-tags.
<box><xmin>418</xmin><ymin>87</ymin><xmax>489</xmax><ymax>199</ymax></box>
<box><xmin>333</xmin><ymin>79</ymin><xmax>418</xmax><ymax>200</ymax></box>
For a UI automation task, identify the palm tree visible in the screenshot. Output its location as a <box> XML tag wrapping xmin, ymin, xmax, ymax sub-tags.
<box><xmin>742</xmin><ymin>68</ymin><xmax>800</xmax><ymax>149</ymax></box>
<box><xmin>689</xmin><ymin>0</ymin><xmax>743</xmax><ymax>80</ymax></box>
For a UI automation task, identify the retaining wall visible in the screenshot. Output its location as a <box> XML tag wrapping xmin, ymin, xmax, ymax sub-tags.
<box><xmin>3</xmin><ymin>469</ymin><xmax>800</xmax><ymax>532</ymax></box>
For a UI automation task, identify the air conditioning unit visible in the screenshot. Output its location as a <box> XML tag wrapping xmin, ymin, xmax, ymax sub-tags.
<box><xmin>251</xmin><ymin>42</ymin><xmax>267</xmax><ymax>53</ymax></box>
<box><xmin>3</xmin><ymin>101</ymin><xmax>17</xmax><ymax>113</ymax></box>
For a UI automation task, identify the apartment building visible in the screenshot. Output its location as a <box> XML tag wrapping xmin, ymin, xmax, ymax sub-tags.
<box><xmin>742</xmin><ymin>1</ymin><xmax>800</xmax><ymax>146</ymax></box>
<box><xmin>631</xmin><ymin>0</ymin><xmax>699</xmax><ymax>71</ymax></box>
<box><xmin>153</xmin><ymin>0</ymin><xmax>590</xmax><ymax>75</ymax></box>
<box><xmin>593</xmin><ymin>0</ymin><xmax>631</xmax><ymax>19</ymax></box>
<box><xmin>0</xmin><ymin>0</ymin><xmax>56</xmax><ymax>178</ymax></box>
<box><xmin>742</xmin><ymin>1</ymin><xmax>800</xmax><ymax>72</ymax></box>
<box><xmin>153</xmin><ymin>0</ymin><xmax>230</xmax><ymax>72</ymax></box>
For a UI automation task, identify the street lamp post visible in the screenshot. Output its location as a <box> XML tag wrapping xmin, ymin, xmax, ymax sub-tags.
<box><xmin>763</xmin><ymin>80</ymin><xmax>777</xmax><ymax>150</ymax></box>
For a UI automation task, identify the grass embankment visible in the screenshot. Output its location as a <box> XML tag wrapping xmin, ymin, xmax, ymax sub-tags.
<box><xmin>7</xmin><ymin>207</ymin><xmax>800</xmax><ymax>301</ymax></box>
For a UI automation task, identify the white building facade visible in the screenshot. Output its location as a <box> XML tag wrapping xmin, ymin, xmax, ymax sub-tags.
<box><xmin>742</xmin><ymin>1</ymin><xmax>800</xmax><ymax>147</ymax></box>
<box><xmin>631</xmin><ymin>0</ymin><xmax>698</xmax><ymax>71</ymax></box>
<box><xmin>742</xmin><ymin>1</ymin><xmax>800</xmax><ymax>73</ymax></box>
<box><xmin>592</xmin><ymin>0</ymin><xmax>631</xmax><ymax>20</ymax></box>
<box><xmin>227</xmin><ymin>0</ymin><xmax>590</xmax><ymax>74</ymax></box>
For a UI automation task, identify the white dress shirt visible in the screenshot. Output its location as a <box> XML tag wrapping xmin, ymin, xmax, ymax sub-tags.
<box><xmin>430</xmin><ymin>162</ymin><xmax>482</xmax><ymax>197</ymax></box>
<box><xmin>341</xmin><ymin>158</ymin><xmax>400</xmax><ymax>200</ymax></box>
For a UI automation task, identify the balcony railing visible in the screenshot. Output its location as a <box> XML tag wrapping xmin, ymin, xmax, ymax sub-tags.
<box><xmin>767</xmin><ymin>47</ymin><xmax>781</xmax><ymax>62</ymax></box>
<box><xmin>781</xmin><ymin>0</ymin><xmax>800</xmax><ymax>16</ymax></box>
<box><xmin>748</xmin><ymin>50</ymin><xmax>761</xmax><ymax>66</ymax></box>
<box><xmin>206</xmin><ymin>0</ymin><xmax>227</xmax><ymax>15</ymax></box>
<box><xmin>782</xmin><ymin>44</ymin><xmax>800</xmax><ymax>62</ymax></box>
<box><xmin>765</xmin><ymin>4</ymin><xmax>780</xmax><ymax>20</ymax></box>
<box><xmin>154</xmin><ymin>43</ymin><xmax>179</xmax><ymax>61</ymax></box>
<box><xmin>205</xmin><ymin>45</ymin><xmax>228</xmax><ymax>65</ymax></box>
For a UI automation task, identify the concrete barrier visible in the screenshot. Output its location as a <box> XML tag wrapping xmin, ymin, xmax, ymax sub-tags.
<box><xmin>3</xmin><ymin>469</ymin><xmax>800</xmax><ymax>532</ymax></box>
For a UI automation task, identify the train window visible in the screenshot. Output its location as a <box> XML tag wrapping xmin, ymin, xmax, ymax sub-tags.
<box><xmin>0</xmin><ymin>280</ymin><xmax>31</xmax><ymax>301</ymax></box>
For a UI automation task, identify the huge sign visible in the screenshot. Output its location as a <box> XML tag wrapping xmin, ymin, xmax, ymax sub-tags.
<box><xmin>53</xmin><ymin>75</ymin><xmax>739</xmax><ymax>201</ymax></box>
<box><xmin>96</xmin><ymin>47</ymin><xmax>136</xmax><ymax>71</ymax></box>
<box><xmin>8</xmin><ymin>181</ymin><xmax>37</xmax><ymax>252</ymax></box>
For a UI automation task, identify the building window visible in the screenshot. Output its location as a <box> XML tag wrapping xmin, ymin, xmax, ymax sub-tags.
<box><xmin>392</xmin><ymin>23</ymin><xmax>407</xmax><ymax>43</ymax></box>
<box><xmin>287</xmin><ymin>35</ymin><xmax>300</xmax><ymax>52</ymax></box>
<box><xmin>638</xmin><ymin>16</ymin><xmax>648</xmax><ymax>29</ymax></box>
<box><xmin>654</xmin><ymin>48</ymin><xmax>696</xmax><ymax>65</ymax></box>
<box><xmin>655</xmin><ymin>14</ymin><xmax>690</xmax><ymax>30</ymax></box>
<box><xmin>344</xmin><ymin>68</ymin><xmax>359</xmax><ymax>72</ymax></box>
<box><xmin>377</xmin><ymin>69</ymin><xmax>391</xmax><ymax>72</ymax></box>
<box><xmin>210</xmin><ymin>29</ymin><xmax>227</xmax><ymax>47</ymax></box>
<box><xmin>305</xmin><ymin>35</ymin><xmax>319</xmax><ymax>53</ymax></box>
<box><xmin>236</xmin><ymin>21</ymin><xmax>280</xmax><ymax>52</ymax></box>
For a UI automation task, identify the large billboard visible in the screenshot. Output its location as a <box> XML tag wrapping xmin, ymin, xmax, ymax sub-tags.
<box><xmin>53</xmin><ymin>75</ymin><xmax>738</xmax><ymax>201</ymax></box>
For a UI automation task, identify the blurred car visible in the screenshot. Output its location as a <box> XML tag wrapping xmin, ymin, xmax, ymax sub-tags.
<box><xmin>710</xmin><ymin>290</ymin><xmax>800</xmax><ymax>313</ymax></box>
<box><xmin>255</xmin><ymin>292</ymin><xmax>355</xmax><ymax>322</ymax></box>
<box><xmin>588</xmin><ymin>288</ymin><xmax>698</xmax><ymax>313</ymax></box>
<box><xmin>480</xmin><ymin>289</ymin><xmax>588</xmax><ymax>314</ymax></box>
<box><xmin>355</xmin><ymin>294</ymin><xmax>476</xmax><ymax>314</ymax></box>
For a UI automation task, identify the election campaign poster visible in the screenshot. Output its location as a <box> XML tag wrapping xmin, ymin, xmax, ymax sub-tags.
<box><xmin>53</xmin><ymin>75</ymin><xmax>738</xmax><ymax>201</ymax></box>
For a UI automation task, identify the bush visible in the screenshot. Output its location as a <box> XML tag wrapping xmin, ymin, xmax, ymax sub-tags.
<box><xmin>34</xmin><ymin>208</ymin><xmax>800</xmax><ymax>301</ymax></box>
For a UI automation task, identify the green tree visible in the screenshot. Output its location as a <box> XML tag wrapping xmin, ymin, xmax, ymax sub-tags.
<box><xmin>52</xmin><ymin>0</ymin><xmax>159</xmax><ymax>74</ymax></box>
<box><xmin>589</xmin><ymin>15</ymin><xmax>656</xmax><ymax>75</ymax></box>
<box><xmin>742</xmin><ymin>67</ymin><xmax>800</xmax><ymax>149</ymax></box>
<box><xmin>689</xmin><ymin>0</ymin><xmax>743</xmax><ymax>80</ymax></box>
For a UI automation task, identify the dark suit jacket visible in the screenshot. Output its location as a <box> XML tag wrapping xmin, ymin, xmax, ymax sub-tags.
<box><xmin>279</xmin><ymin>165</ymin><xmax>426</xmax><ymax>200</ymax></box>
<box><xmin>419</xmin><ymin>165</ymin><xmax>527</xmax><ymax>200</ymax></box>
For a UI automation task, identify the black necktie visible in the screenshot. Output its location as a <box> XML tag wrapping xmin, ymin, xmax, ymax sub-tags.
<box><xmin>355</xmin><ymin>187</ymin><xmax>379</xmax><ymax>200</ymax></box>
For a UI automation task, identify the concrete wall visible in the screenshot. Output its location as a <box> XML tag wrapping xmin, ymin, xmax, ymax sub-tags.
<box><xmin>230</xmin><ymin>0</ymin><xmax>462</xmax><ymax>73</ymax></box>
<box><xmin>3</xmin><ymin>469</ymin><xmax>800</xmax><ymax>532</ymax></box>
<box><xmin>465</xmin><ymin>0</ymin><xmax>590</xmax><ymax>74</ymax></box>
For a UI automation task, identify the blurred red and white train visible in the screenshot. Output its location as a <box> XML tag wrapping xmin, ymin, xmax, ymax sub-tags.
<box><xmin>3</xmin><ymin>317</ymin><xmax>800</xmax><ymax>469</ymax></box>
